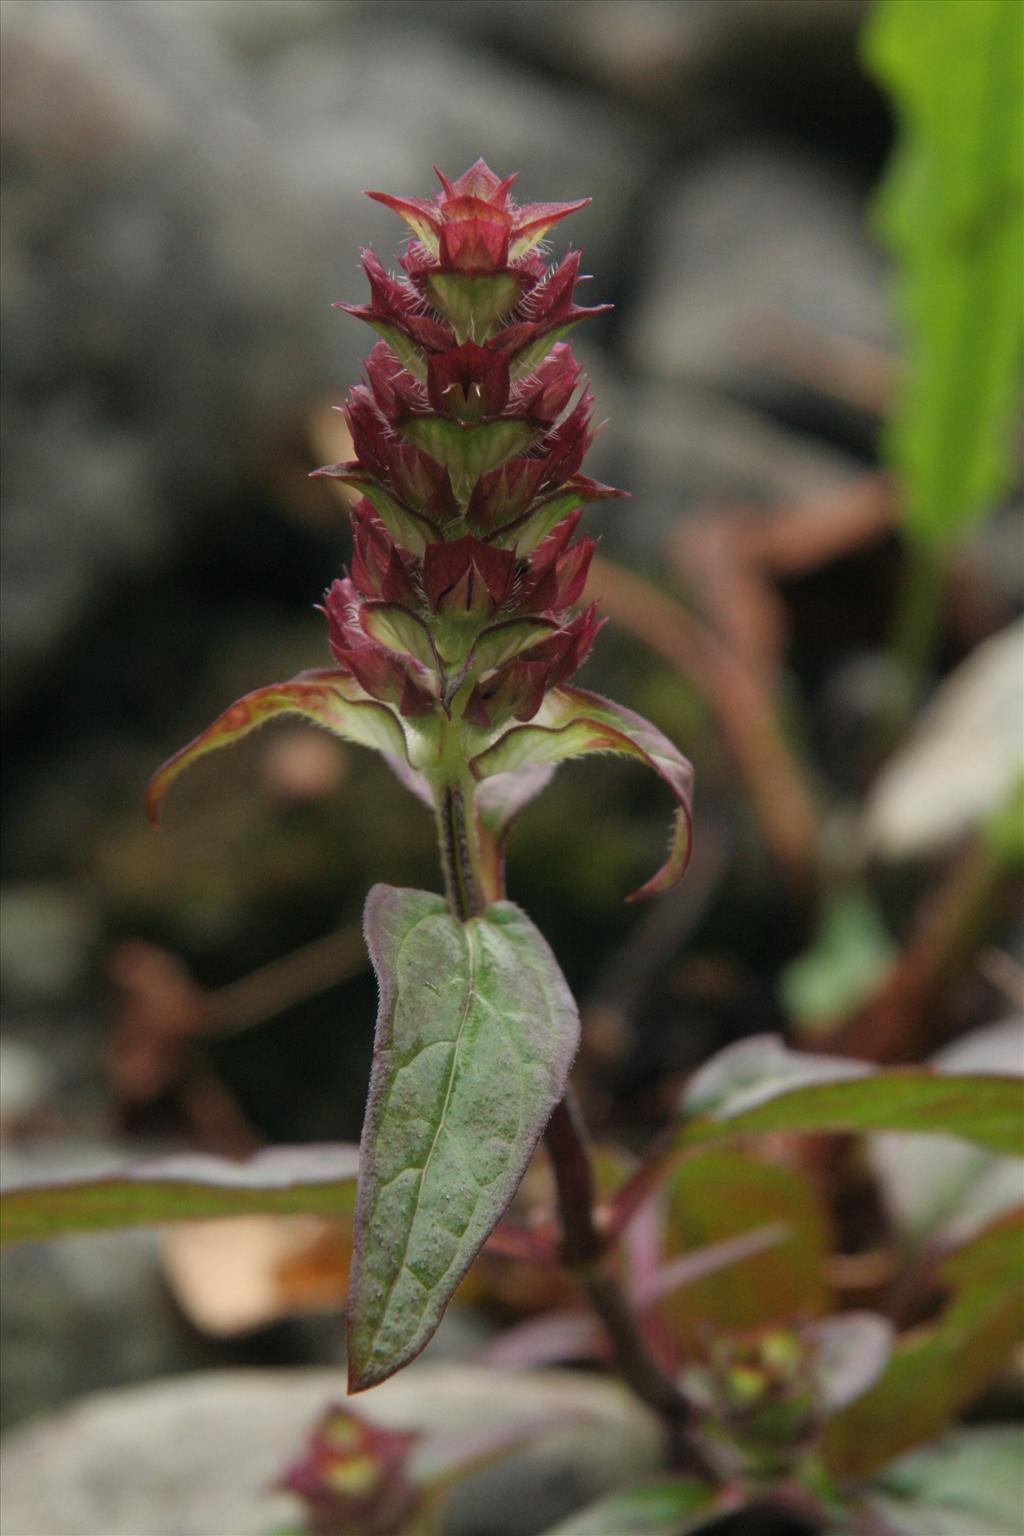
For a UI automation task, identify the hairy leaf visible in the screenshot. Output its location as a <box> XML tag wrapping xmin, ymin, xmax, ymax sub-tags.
<box><xmin>470</xmin><ymin>686</ymin><xmax>694</xmax><ymax>901</ymax></box>
<box><xmin>823</xmin><ymin>1211</ymin><xmax>1024</xmax><ymax>1479</ymax></box>
<box><xmin>863</xmin><ymin>0</ymin><xmax>1024</xmax><ymax>545</ymax></box>
<box><xmin>400</xmin><ymin>417</ymin><xmax>537</xmax><ymax>501</ymax></box>
<box><xmin>146</xmin><ymin>670</ymin><xmax>409</xmax><ymax>825</ymax></box>
<box><xmin>0</xmin><ymin>1145</ymin><xmax>360</xmax><ymax>1246</ymax></box>
<box><xmin>347</xmin><ymin>885</ymin><xmax>579</xmax><ymax>1391</ymax></box>
<box><xmin>541</xmin><ymin>1477</ymin><xmax>725</xmax><ymax>1535</ymax></box>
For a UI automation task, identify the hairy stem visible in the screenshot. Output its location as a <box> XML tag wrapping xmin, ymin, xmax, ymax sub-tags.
<box><xmin>435</xmin><ymin>781</ymin><xmax>486</xmax><ymax>922</ymax></box>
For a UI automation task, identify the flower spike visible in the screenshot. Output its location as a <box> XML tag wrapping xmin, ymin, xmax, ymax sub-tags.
<box><xmin>151</xmin><ymin>159</ymin><xmax>692</xmax><ymax>909</ymax></box>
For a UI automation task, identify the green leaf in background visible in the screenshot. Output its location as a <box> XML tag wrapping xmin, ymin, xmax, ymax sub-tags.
<box><xmin>347</xmin><ymin>885</ymin><xmax>579</xmax><ymax>1391</ymax></box>
<box><xmin>868</xmin><ymin>1018</ymin><xmax>1024</xmax><ymax>1249</ymax></box>
<box><xmin>541</xmin><ymin>1476</ymin><xmax>725</xmax><ymax>1536</ymax></box>
<box><xmin>863</xmin><ymin>0</ymin><xmax>1024</xmax><ymax>546</ymax></box>
<box><xmin>860</xmin><ymin>1425</ymin><xmax>1024</xmax><ymax>1536</ymax></box>
<box><xmin>780</xmin><ymin>889</ymin><xmax>897</xmax><ymax>1031</ymax></box>
<box><xmin>662</xmin><ymin>1149</ymin><xmax>830</xmax><ymax>1346</ymax></box>
<box><xmin>0</xmin><ymin>1145</ymin><xmax>360</xmax><ymax>1246</ymax></box>
<box><xmin>823</xmin><ymin>1210</ymin><xmax>1024</xmax><ymax>1480</ymax></box>
<box><xmin>675</xmin><ymin>1035</ymin><xmax>1024</xmax><ymax>1156</ymax></box>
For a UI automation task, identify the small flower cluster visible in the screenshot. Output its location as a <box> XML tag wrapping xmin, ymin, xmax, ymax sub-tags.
<box><xmin>314</xmin><ymin>158</ymin><xmax>622</xmax><ymax>734</ymax></box>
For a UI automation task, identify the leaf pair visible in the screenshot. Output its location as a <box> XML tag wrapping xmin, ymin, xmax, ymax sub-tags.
<box><xmin>146</xmin><ymin>672</ymin><xmax>694</xmax><ymax>905</ymax></box>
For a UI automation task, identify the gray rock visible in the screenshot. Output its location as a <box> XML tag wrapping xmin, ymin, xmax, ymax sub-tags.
<box><xmin>602</xmin><ymin>380</ymin><xmax>862</xmax><ymax>559</ymax></box>
<box><xmin>0</xmin><ymin>884</ymin><xmax>98</xmax><ymax>1003</ymax></box>
<box><xmin>0</xmin><ymin>1365</ymin><xmax>665</xmax><ymax>1535</ymax></box>
<box><xmin>625</xmin><ymin>145</ymin><xmax>890</xmax><ymax>414</ymax></box>
<box><xmin>0</xmin><ymin>1216</ymin><xmax>200</xmax><ymax>1432</ymax></box>
<box><xmin>0</xmin><ymin>0</ymin><xmax>327</xmax><ymax>703</ymax></box>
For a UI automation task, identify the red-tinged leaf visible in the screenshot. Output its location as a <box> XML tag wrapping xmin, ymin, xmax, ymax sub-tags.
<box><xmin>539</xmin><ymin>1476</ymin><xmax>728</xmax><ymax>1536</ymax></box>
<box><xmin>677</xmin><ymin>1035</ymin><xmax>1024</xmax><ymax>1155</ymax></box>
<box><xmin>0</xmin><ymin>1145</ymin><xmax>360</xmax><ymax>1246</ymax></box>
<box><xmin>365</xmin><ymin>190</ymin><xmax>441</xmax><ymax>248</ymax></box>
<box><xmin>510</xmin><ymin>198</ymin><xmax>591</xmax><ymax>257</ymax></box>
<box><xmin>823</xmin><ymin>1211</ymin><xmax>1024</xmax><ymax>1480</ymax></box>
<box><xmin>347</xmin><ymin>886</ymin><xmax>579</xmax><ymax>1392</ymax></box>
<box><xmin>146</xmin><ymin>672</ymin><xmax>410</xmax><ymax>826</ymax></box>
<box><xmin>610</xmin><ymin>1036</ymin><xmax>1024</xmax><ymax>1224</ymax></box>
<box><xmin>659</xmin><ymin>1150</ymin><xmax>830</xmax><ymax>1348</ymax></box>
<box><xmin>469</xmin><ymin>686</ymin><xmax>694</xmax><ymax>901</ymax></box>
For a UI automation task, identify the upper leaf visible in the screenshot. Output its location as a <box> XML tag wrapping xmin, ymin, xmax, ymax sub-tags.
<box><xmin>0</xmin><ymin>1145</ymin><xmax>360</xmax><ymax>1246</ymax></box>
<box><xmin>347</xmin><ymin>885</ymin><xmax>580</xmax><ymax>1391</ymax></box>
<box><xmin>146</xmin><ymin>670</ymin><xmax>409</xmax><ymax>825</ymax></box>
<box><xmin>469</xmin><ymin>686</ymin><xmax>694</xmax><ymax>901</ymax></box>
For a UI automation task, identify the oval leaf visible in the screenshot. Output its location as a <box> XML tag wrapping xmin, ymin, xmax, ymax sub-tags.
<box><xmin>147</xmin><ymin>670</ymin><xmax>409</xmax><ymax>825</ymax></box>
<box><xmin>347</xmin><ymin>885</ymin><xmax>579</xmax><ymax>1391</ymax></box>
<box><xmin>0</xmin><ymin>1145</ymin><xmax>360</xmax><ymax>1246</ymax></box>
<box><xmin>470</xmin><ymin>686</ymin><xmax>694</xmax><ymax>901</ymax></box>
<box><xmin>678</xmin><ymin>1035</ymin><xmax>1024</xmax><ymax>1156</ymax></box>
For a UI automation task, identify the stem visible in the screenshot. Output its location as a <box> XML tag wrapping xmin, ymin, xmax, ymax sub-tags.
<box><xmin>873</xmin><ymin>541</ymin><xmax>949</xmax><ymax>758</ymax></box>
<box><xmin>441</xmin><ymin>777</ymin><xmax>699</xmax><ymax>1437</ymax></box>
<box><xmin>435</xmin><ymin>781</ymin><xmax>485</xmax><ymax>922</ymax></box>
<box><xmin>545</xmin><ymin>1094</ymin><xmax>696</xmax><ymax>1428</ymax></box>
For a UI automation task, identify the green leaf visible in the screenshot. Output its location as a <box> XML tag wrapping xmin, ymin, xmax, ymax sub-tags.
<box><xmin>863</xmin><ymin>0</ymin><xmax>1024</xmax><ymax>546</ymax></box>
<box><xmin>509</xmin><ymin>321</ymin><xmax>585</xmax><ymax>382</ymax></box>
<box><xmin>661</xmin><ymin>1150</ymin><xmax>830</xmax><ymax>1347</ymax></box>
<box><xmin>343</xmin><ymin>473</ymin><xmax>440</xmax><ymax>555</ymax></box>
<box><xmin>470</xmin><ymin>686</ymin><xmax>694</xmax><ymax>902</ymax></box>
<box><xmin>674</xmin><ymin>1035</ymin><xmax>1024</xmax><ymax>1157</ymax></box>
<box><xmin>823</xmin><ymin>1212</ymin><xmax>1024</xmax><ymax>1479</ymax></box>
<box><xmin>360</xmin><ymin>317</ymin><xmax>428</xmax><ymax>381</ymax></box>
<box><xmin>400</xmin><ymin>417</ymin><xmax>538</xmax><ymax>503</ymax></box>
<box><xmin>780</xmin><ymin>890</ymin><xmax>897</xmax><ymax>1031</ymax></box>
<box><xmin>472</xmin><ymin>617</ymin><xmax>558</xmax><ymax>673</ymax></box>
<box><xmin>425</xmin><ymin>272</ymin><xmax>523</xmax><ymax>342</ymax></box>
<box><xmin>541</xmin><ymin>1477</ymin><xmax>724</xmax><ymax>1536</ymax></box>
<box><xmin>863</xmin><ymin>1425</ymin><xmax>1024</xmax><ymax>1536</ymax></box>
<box><xmin>360</xmin><ymin>601</ymin><xmax>440</xmax><ymax>669</ymax></box>
<box><xmin>0</xmin><ymin>1145</ymin><xmax>360</xmax><ymax>1246</ymax></box>
<box><xmin>347</xmin><ymin>885</ymin><xmax>579</xmax><ymax>1391</ymax></box>
<box><xmin>869</xmin><ymin>1018</ymin><xmax>1024</xmax><ymax>1248</ymax></box>
<box><xmin>146</xmin><ymin>670</ymin><xmax>410</xmax><ymax>825</ymax></box>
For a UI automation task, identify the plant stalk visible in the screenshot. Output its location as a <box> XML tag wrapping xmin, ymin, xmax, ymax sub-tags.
<box><xmin>873</xmin><ymin>540</ymin><xmax>949</xmax><ymax>759</ymax></box>
<box><xmin>545</xmin><ymin>1095</ymin><xmax>697</xmax><ymax>1428</ymax></box>
<box><xmin>442</xmin><ymin>791</ymin><xmax>700</xmax><ymax>1438</ymax></box>
<box><xmin>436</xmin><ymin>781</ymin><xmax>486</xmax><ymax>922</ymax></box>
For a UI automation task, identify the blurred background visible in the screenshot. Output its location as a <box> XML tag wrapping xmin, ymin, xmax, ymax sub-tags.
<box><xmin>1</xmin><ymin>0</ymin><xmax>1021</xmax><ymax>1525</ymax></box>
